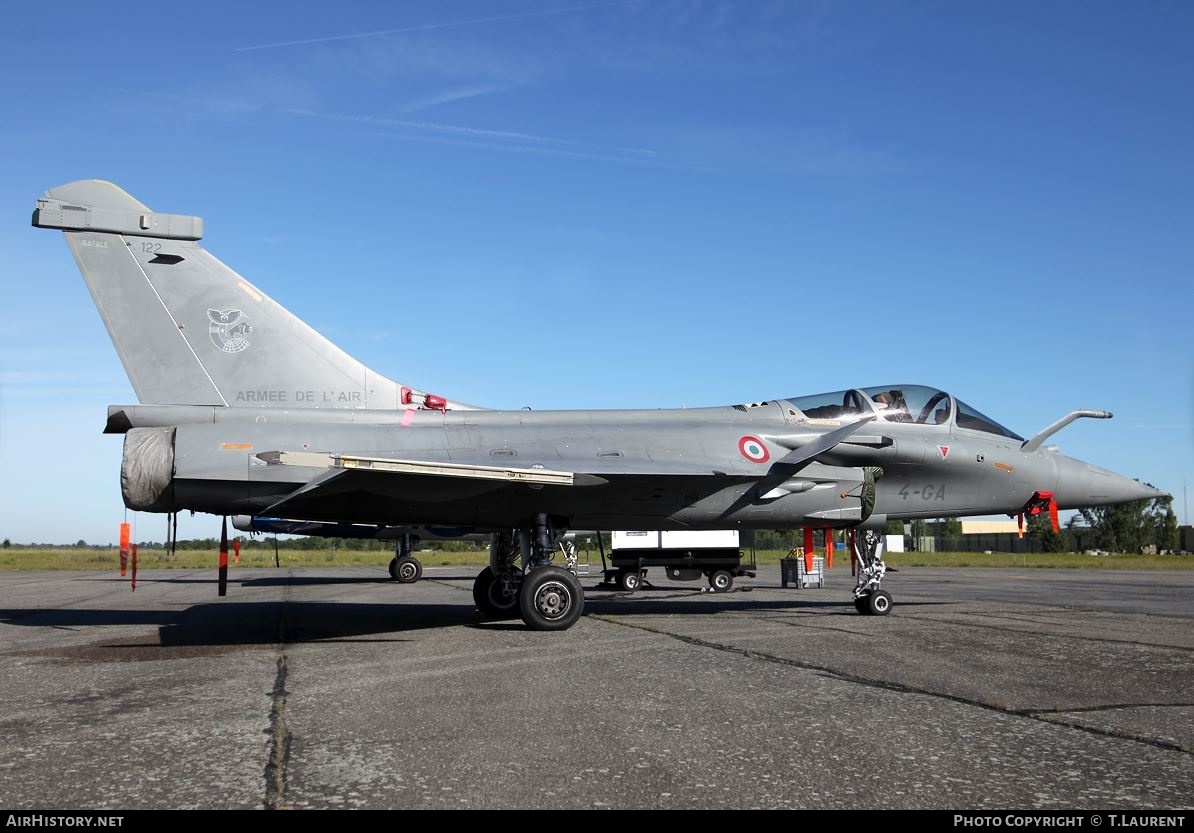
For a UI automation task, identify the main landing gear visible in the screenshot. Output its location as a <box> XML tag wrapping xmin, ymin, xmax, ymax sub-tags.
<box><xmin>851</xmin><ymin>529</ymin><xmax>893</xmax><ymax>616</ymax></box>
<box><xmin>472</xmin><ymin>514</ymin><xmax>584</xmax><ymax>631</ymax></box>
<box><xmin>388</xmin><ymin>534</ymin><xmax>423</xmax><ymax>584</ymax></box>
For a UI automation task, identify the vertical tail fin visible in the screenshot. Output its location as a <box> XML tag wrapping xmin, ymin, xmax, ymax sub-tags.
<box><xmin>33</xmin><ymin>180</ymin><xmax>471</xmax><ymax>410</ymax></box>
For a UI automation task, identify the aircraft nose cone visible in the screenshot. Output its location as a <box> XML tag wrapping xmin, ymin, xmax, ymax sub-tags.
<box><xmin>1055</xmin><ymin>457</ymin><xmax>1166</xmax><ymax>508</ymax></box>
<box><xmin>1087</xmin><ymin>468</ymin><xmax>1166</xmax><ymax>505</ymax></box>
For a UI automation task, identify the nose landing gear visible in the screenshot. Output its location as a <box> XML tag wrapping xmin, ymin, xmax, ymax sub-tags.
<box><xmin>851</xmin><ymin>530</ymin><xmax>893</xmax><ymax>616</ymax></box>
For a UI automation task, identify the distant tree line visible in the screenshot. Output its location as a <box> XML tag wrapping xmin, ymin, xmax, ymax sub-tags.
<box><xmin>900</xmin><ymin>488</ymin><xmax>1179</xmax><ymax>555</ymax></box>
<box><xmin>1077</xmin><ymin>489</ymin><xmax>1178</xmax><ymax>553</ymax></box>
<box><xmin>3</xmin><ymin>536</ymin><xmax>484</xmax><ymax>552</ymax></box>
<box><xmin>4</xmin><ymin>491</ymin><xmax>1181</xmax><ymax>554</ymax></box>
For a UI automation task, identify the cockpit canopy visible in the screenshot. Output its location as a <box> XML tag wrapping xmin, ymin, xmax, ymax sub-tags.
<box><xmin>784</xmin><ymin>385</ymin><xmax>1023</xmax><ymax>441</ymax></box>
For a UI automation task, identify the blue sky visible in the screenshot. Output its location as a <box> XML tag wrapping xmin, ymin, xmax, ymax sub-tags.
<box><xmin>1</xmin><ymin>1</ymin><xmax>1191</xmax><ymax>544</ymax></box>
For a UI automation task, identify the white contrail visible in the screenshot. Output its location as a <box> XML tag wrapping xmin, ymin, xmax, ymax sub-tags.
<box><xmin>396</xmin><ymin>85</ymin><xmax>508</xmax><ymax>114</ymax></box>
<box><xmin>236</xmin><ymin>1</ymin><xmax>637</xmax><ymax>52</ymax></box>
<box><xmin>346</xmin><ymin>129</ymin><xmax>718</xmax><ymax>173</ymax></box>
<box><xmin>278</xmin><ymin>107</ymin><xmax>660</xmax><ymax>156</ymax></box>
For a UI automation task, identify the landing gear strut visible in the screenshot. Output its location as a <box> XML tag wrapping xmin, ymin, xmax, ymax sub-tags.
<box><xmin>851</xmin><ymin>529</ymin><xmax>893</xmax><ymax>616</ymax></box>
<box><xmin>471</xmin><ymin>514</ymin><xmax>585</xmax><ymax>630</ymax></box>
<box><xmin>388</xmin><ymin>534</ymin><xmax>423</xmax><ymax>583</ymax></box>
<box><xmin>473</xmin><ymin>531</ymin><xmax>523</xmax><ymax>619</ymax></box>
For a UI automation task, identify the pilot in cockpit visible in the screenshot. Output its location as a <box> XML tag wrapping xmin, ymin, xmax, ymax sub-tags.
<box><xmin>873</xmin><ymin>389</ymin><xmax>912</xmax><ymax>422</ymax></box>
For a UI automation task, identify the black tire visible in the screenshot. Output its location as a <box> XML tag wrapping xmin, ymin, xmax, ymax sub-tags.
<box><xmin>473</xmin><ymin>566</ymin><xmax>521</xmax><ymax>620</ymax></box>
<box><xmin>708</xmin><ymin>569</ymin><xmax>734</xmax><ymax>592</ymax></box>
<box><xmin>519</xmin><ymin>566</ymin><xmax>584</xmax><ymax>631</ymax></box>
<box><xmin>619</xmin><ymin>569</ymin><xmax>642</xmax><ymax>592</ymax></box>
<box><xmin>866</xmin><ymin>589</ymin><xmax>893</xmax><ymax>616</ymax></box>
<box><xmin>853</xmin><ymin>596</ymin><xmax>868</xmax><ymax>614</ymax></box>
<box><xmin>394</xmin><ymin>555</ymin><xmax>422</xmax><ymax>584</ymax></box>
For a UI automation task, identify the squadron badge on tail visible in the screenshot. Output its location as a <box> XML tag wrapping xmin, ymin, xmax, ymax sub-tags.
<box><xmin>207</xmin><ymin>309</ymin><xmax>252</xmax><ymax>354</ymax></box>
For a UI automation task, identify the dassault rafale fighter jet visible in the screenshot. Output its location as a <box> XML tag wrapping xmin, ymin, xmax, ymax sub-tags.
<box><xmin>32</xmin><ymin>180</ymin><xmax>1161</xmax><ymax>631</ymax></box>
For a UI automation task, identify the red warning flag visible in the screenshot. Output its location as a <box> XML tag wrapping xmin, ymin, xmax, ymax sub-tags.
<box><xmin>119</xmin><ymin>522</ymin><xmax>130</xmax><ymax>577</ymax></box>
<box><xmin>130</xmin><ymin>543</ymin><xmax>138</xmax><ymax>591</ymax></box>
<box><xmin>824</xmin><ymin>529</ymin><xmax>834</xmax><ymax>570</ymax></box>
<box><xmin>218</xmin><ymin>517</ymin><xmax>229</xmax><ymax>597</ymax></box>
<box><xmin>233</xmin><ymin>538</ymin><xmax>241</xmax><ymax>564</ymax></box>
<box><xmin>803</xmin><ymin>528</ymin><xmax>814</xmax><ymax>574</ymax></box>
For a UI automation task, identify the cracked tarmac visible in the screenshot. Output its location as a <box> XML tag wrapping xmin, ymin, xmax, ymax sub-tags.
<box><xmin>0</xmin><ymin>565</ymin><xmax>1191</xmax><ymax>809</ymax></box>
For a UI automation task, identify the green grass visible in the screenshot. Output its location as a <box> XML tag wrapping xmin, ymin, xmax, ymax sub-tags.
<box><xmin>750</xmin><ymin>549</ymin><xmax>1193</xmax><ymax>569</ymax></box>
<box><xmin>751</xmin><ymin>549</ymin><xmax>1193</xmax><ymax>570</ymax></box>
<box><xmin>0</xmin><ymin>547</ymin><xmax>491</xmax><ymax>571</ymax></box>
<box><xmin>1</xmin><ymin>547</ymin><xmax>1190</xmax><ymax>572</ymax></box>
<box><xmin>883</xmin><ymin>551</ymin><xmax>1194</xmax><ymax>570</ymax></box>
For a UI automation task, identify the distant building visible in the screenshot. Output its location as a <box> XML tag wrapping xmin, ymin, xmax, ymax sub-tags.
<box><xmin>960</xmin><ymin>520</ymin><xmax>1019</xmax><ymax>535</ymax></box>
<box><xmin>907</xmin><ymin>520</ymin><xmax>1191</xmax><ymax>555</ymax></box>
<box><xmin>908</xmin><ymin>518</ymin><xmax>1072</xmax><ymax>554</ymax></box>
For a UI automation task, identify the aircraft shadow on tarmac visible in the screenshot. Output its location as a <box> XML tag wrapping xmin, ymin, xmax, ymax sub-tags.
<box><xmin>237</xmin><ymin>574</ymin><xmax>486</xmax><ymax>586</ymax></box>
<box><xmin>581</xmin><ymin>593</ymin><xmax>944</xmax><ymax>615</ymax></box>
<box><xmin>90</xmin><ymin>573</ymin><xmax>482</xmax><ymax>587</ymax></box>
<box><xmin>0</xmin><ymin>590</ymin><xmax>944</xmax><ymax>651</ymax></box>
<box><xmin>90</xmin><ymin>575</ymin><xmax>391</xmax><ymax>587</ymax></box>
<box><xmin>0</xmin><ymin>602</ymin><xmax>466</xmax><ymax>648</ymax></box>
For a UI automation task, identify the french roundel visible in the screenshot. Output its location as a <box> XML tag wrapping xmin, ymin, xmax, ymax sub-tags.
<box><xmin>738</xmin><ymin>435</ymin><xmax>770</xmax><ymax>464</ymax></box>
